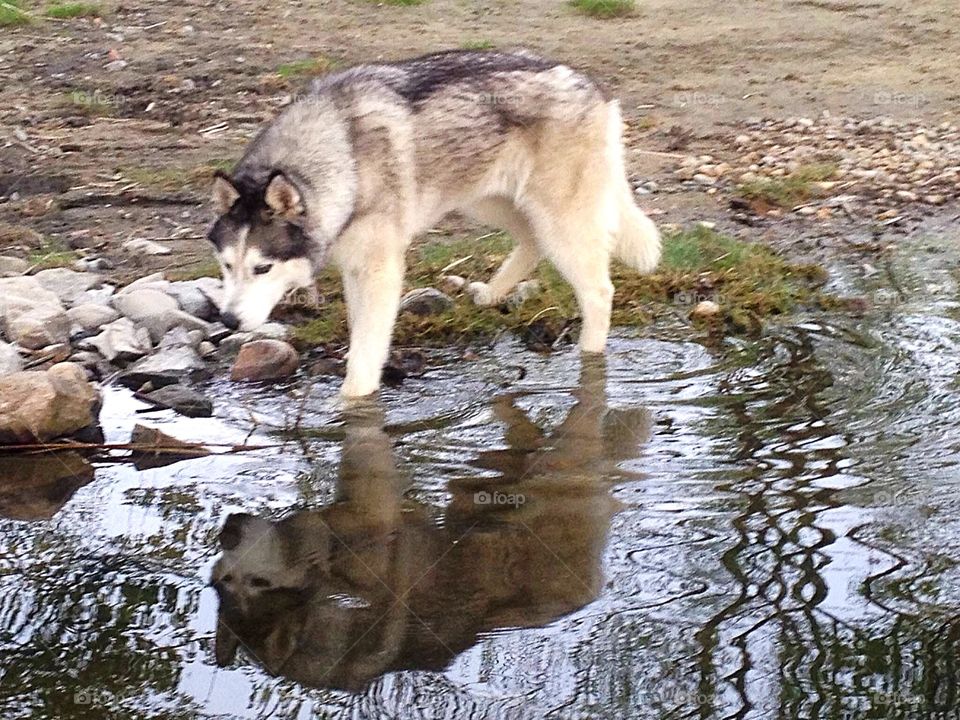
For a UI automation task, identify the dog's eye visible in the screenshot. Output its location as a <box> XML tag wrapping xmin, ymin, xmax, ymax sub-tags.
<box><xmin>221</xmin><ymin>574</ymin><xmax>234</xmax><ymax>583</ymax></box>
<box><xmin>249</xmin><ymin>576</ymin><xmax>271</xmax><ymax>588</ymax></box>
<box><xmin>253</xmin><ymin>263</ymin><xmax>273</xmax><ymax>276</ymax></box>
<box><xmin>223</xmin><ymin>262</ymin><xmax>233</xmax><ymax>272</ymax></box>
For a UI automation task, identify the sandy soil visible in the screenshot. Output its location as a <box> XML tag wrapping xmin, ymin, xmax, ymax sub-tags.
<box><xmin>1</xmin><ymin>0</ymin><xmax>958</xmax><ymax>278</ymax></box>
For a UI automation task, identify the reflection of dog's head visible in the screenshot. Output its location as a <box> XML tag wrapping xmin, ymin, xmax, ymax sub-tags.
<box><xmin>211</xmin><ymin>512</ymin><xmax>331</xmax><ymax>668</ymax></box>
<box><xmin>206</xmin><ymin>171</ymin><xmax>315</xmax><ymax>331</ymax></box>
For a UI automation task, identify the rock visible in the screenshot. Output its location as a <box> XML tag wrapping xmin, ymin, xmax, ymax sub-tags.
<box><xmin>0</xmin><ymin>363</ymin><xmax>100</xmax><ymax>444</ymax></box>
<box><xmin>0</xmin><ymin>276</ymin><xmax>69</xmax><ymax>349</ymax></box>
<box><xmin>0</xmin><ymin>452</ymin><xmax>95</xmax><ymax>521</ymax></box>
<box><xmin>231</xmin><ymin>340</ymin><xmax>299</xmax><ymax>382</ymax></box>
<box><xmin>166</xmin><ymin>280</ymin><xmax>217</xmax><ymax>320</ymax></box>
<box><xmin>140</xmin><ymin>384</ymin><xmax>213</xmax><ymax>418</ymax></box>
<box><xmin>440</xmin><ymin>275</ymin><xmax>466</xmax><ymax>294</ymax></box>
<box><xmin>119</xmin><ymin>273</ymin><xmax>168</xmax><ymax>294</ymax></box>
<box><xmin>33</xmin><ymin>268</ymin><xmax>102</xmax><ymax>306</ymax></box>
<box><xmin>0</xmin><ymin>342</ymin><xmax>22</xmax><ymax>375</ymax></box>
<box><xmin>399</xmin><ymin>288</ymin><xmax>454</xmax><ymax>316</ymax></box>
<box><xmin>250</xmin><ymin>322</ymin><xmax>289</xmax><ymax>341</ymax></box>
<box><xmin>117</xmin><ymin>344</ymin><xmax>206</xmax><ymax>390</ymax></box>
<box><xmin>87</xmin><ymin>318</ymin><xmax>153</xmax><ymax>362</ymax></box>
<box><xmin>895</xmin><ymin>190</ymin><xmax>918</xmax><ymax>202</ymax></box>
<box><xmin>218</xmin><ymin>332</ymin><xmax>254</xmax><ymax>354</ymax></box>
<box><xmin>139</xmin><ymin>309</ymin><xmax>211</xmax><ymax>344</ymax></box>
<box><xmin>693</xmin><ymin>173</ymin><xmax>717</xmax><ymax>186</ymax></box>
<box><xmin>74</xmin><ymin>285</ymin><xmax>116</xmax><ymax>306</ymax></box>
<box><xmin>0</xmin><ymin>256</ymin><xmax>28</xmax><ymax>277</ymax></box>
<box><xmin>6</xmin><ymin>305</ymin><xmax>71</xmax><ymax>350</ymax></box>
<box><xmin>505</xmin><ymin>280</ymin><xmax>540</xmax><ymax>309</ymax></box>
<box><xmin>193</xmin><ymin>276</ymin><xmax>224</xmax><ymax>312</ymax></box>
<box><xmin>112</xmin><ymin>288</ymin><xmax>179</xmax><ymax>322</ymax></box>
<box><xmin>923</xmin><ymin>194</ymin><xmax>946</xmax><ymax>205</ymax></box>
<box><xmin>691</xmin><ymin>300</ymin><xmax>721</xmax><ymax>319</ymax></box>
<box><xmin>67</xmin><ymin>303</ymin><xmax>120</xmax><ymax>332</ymax></box>
<box><xmin>159</xmin><ymin>326</ymin><xmax>204</xmax><ymax>350</ymax></box>
<box><xmin>198</xmin><ymin>341</ymin><xmax>216</xmax><ymax>358</ymax></box>
<box><xmin>123</xmin><ymin>238</ymin><xmax>171</xmax><ymax>256</ymax></box>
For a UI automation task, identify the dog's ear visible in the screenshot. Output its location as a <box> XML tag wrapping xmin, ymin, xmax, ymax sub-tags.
<box><xmin>264</xmin><ymin>171</ymin><xmax>304</xmax><ymax>219</ymax></box>
<box><xmin>212</xmin><ymin>171</ymin><xmax>240</xmax><ymax>214</ymax></box>
<box><xmin>219</xmin><ymin>513</ymin><xmax>253</xmax><ymax>550</ymax></box>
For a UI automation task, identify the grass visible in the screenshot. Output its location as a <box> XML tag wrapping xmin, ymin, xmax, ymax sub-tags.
<box><xmin>119</xmin><ymin>160</ymin><xmax>234</xmax><ymax>192</ymax></box>
<box><xmin>45</xmin><ymin>2</ymin><xmax>102</xmax><ymax>18</ymax></box>
<box><xmin>166</xmin><ymin>258</ymin><xmax>221</xmax><ymax>282</ymax></box>
<box><xmin>276</xmin><ymin>55</ymin><xmax>339</xmax><ymax>79</ymax></box>
<box><xmin>462</xmin><ymin>39</ymin><xmax>496</xmax><ymax>50</ymax></box>
<box><xmin>27</xmin><ymin>239</ymin><xmax>77</xmax><ymax>270</ymax></box>
<box><xmin>0</xmin><ymin>0</ymin><xmax>31</xmax><ymax>26</ymax></box>
<box><xmin>292</xmin><ymin>226</ymin><xmax>828</xmax><ymax>348</ymax></box>
<box><xmin>569</xmin><ymin>0</ymin><xmax>635</xmax><ymax>18</ymax></box>
<box><xmin>737</xmin><ymin>162</ymin><xmax>839</xmax><ymax>208</ymax></box>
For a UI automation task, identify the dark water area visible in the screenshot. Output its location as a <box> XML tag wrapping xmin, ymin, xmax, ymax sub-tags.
<box><xmin>2</xmin><ymin>239</ymin><xmax>960</xmax><ymax>719</ymax></box>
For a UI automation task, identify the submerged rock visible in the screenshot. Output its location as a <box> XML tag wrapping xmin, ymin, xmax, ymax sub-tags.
<box><xmin>130</xmin><ymin>424</ymin><xmax>210</xmax><ymax>469</ymax></box>
<box><xmin>0</xmin><ymin>452</ymin><xmax>95</xmax><ymax>521</ymax></box>
<box><xmin>231</xmin><ymin>340</ymin><xmax>299</xmax><ymax>382</ymax></box>
<box><xmin>0</xmin><ymin>363</ymin><xmax>101</xmax><ymax>444</ymax></box>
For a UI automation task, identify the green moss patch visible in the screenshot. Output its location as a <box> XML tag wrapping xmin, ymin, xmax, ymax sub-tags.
<box><xmin>45</xmin><ymin>2</ymin><xmax>102</xmax><ymax>18</ymax></box>
<box><xmin>276</xmin><ymin>56</ymin><xmax>339</xmax><ymax>79</ymax></box>
<box><xmin>0</xmin><ymin>1</ymin><xmax>32</xmax><ymax>26</ymax></box>
<box><xmin>737</xmin><ymin>162</ymin><xmax>838</xmax><ymax>208</ymax></box>
<box><xmin>292</xmin><ymin>226</ymin><xmax>827</xmax><ymax>348</ymax></box>
<box><xmin>569</xmin><ymin>0</ymin><xmax>635</xmax><ymax>18</ymax></box>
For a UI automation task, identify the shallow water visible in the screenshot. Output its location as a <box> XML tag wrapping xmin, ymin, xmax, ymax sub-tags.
<box><xmin>2</xmin><ymin>238</ymin><xmax>960</xmax><ymax>719</ymax></box>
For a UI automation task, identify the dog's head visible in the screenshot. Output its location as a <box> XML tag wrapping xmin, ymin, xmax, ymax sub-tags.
<box><xmin>207</xmin><ymin>170</ymin><xmax>315</xmax><ymax>330</ymax></box>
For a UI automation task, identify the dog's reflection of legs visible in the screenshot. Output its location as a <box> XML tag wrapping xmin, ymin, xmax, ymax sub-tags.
<box><xmin>212</xmin><ymin>356</ymin><xmax>652</xmax><ymax>690</ymax></box>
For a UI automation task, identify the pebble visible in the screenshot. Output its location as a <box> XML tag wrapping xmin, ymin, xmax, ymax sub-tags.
<box><xmin>399</xmin><ymin>288</ymin><xmax>454</xmax><ymax>316</ymax></box>
<box><xmin>122</xmin><ymin>238</ymin><xmax>172</xmax><ymax>256</ymax></box>
<box><xmin>691</xmin><ymin>300</ymin><xmax>721</xmax><ymax>319</ymax></box>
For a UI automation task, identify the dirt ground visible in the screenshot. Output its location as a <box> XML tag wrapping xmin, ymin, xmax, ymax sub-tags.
<box><xmin>1</xmin><ymin>0</ymin><xmax>959</xmax><ymax>280</ymax></box>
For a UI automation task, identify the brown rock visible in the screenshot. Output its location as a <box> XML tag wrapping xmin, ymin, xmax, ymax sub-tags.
<box><xmin>0</xmin><ymin>363</ymin><xmax>101</xmax><ymax>444</ymax></box>
<box><xmin>230</xmin><ymin>340</ymin><xmax>300</xmax><ymax>382</ymax></box>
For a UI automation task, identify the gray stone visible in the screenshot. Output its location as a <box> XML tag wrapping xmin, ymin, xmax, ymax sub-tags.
<box><xmin>166</xmin><ymin>281</ymin><xmax>218</xmax><ymax>320</ymax></box>
<box><xmin>139</xmin><ymin>309</ymin><xmax>211</xmax><ymax>344</ymax></box>
<box><xmin>67</xmin><ymin>303</ymin><xmax>120</xmax><ymax>332</ymax></box>
<box><xmin>118</xmin><ymin>345</ymin><xmax>205</xmax><ymax>389</ymax></box>
<box><xmin>33</xmin><ymin>268</ymin><xmax>102</xmax><ymax>306</ymax></box>
<box><xmin>112</xmin><ymin>288</ymin><xmax>179</xmax><ymax>322</ymax></box>
<box><xmin>119</xmin><ymin>273</ymin><xmax>168</xmax><ymax>294</ymax></box>
<box><xmin>74</xmin><ymin>285</ymin><xmax>116</xmax><ymax>306</ymax></box>
<box><xmin>87</xmin><ymin>317</ymin><xmax>152</xmax><ymax>362</ymax></box>
<box><xmin>0</xmin><ymin>256</ymin><xmax>28</xmax><ymax>277</ymax></box>
<box><xmin>0</xmin><ymin>342</ymin><xmax>22</xmax><ymax>375</ymax></box>
<box><xmin>400</xmin><ymin>288</ymin><xmax>454</xmax><ymax>316</ymax></box>
<box><xmin>6</xmin><ymin>306</ymin><xmax>70</xmax><ymax>350</ymax></box>
<box><xmin>123</xmin><ymin>238</ymin><xmax>171</xmax><ymax>256</ymax></box>
<box><xmin>141</xmin><ymin>384</ymin><xmax>213</xmax><ymax>418</ymax></box>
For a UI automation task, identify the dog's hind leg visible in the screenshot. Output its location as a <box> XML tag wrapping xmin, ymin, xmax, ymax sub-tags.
<box><xmin>338</xmin><ymin>239</ymin><xmax>406</xmax><ymax>398</ymax></box>
<box><xmin>462</xmin><ymin>198</ymin><xmax>541</xmax><ymax>307</ymax></box>
<box><xmin>530</xmin><ymin>210</ymin><xmax>614</xmax><ymax>354</ymax></box>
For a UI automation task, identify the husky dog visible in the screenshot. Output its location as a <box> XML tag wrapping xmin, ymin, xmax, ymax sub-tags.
<box><xmin>208</xmin><ymin>49</ymin><xmax>660</xmax><ymax>397</ymax></box>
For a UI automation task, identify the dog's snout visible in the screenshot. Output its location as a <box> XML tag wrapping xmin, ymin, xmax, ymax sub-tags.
<box><xmin>220</xmin><ymin>311</ymin><xmax>240</xmax><ymax>330</ymax></box>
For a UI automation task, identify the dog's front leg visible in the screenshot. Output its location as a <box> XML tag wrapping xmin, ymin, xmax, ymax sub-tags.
<box><xmin>340</xmin><ymin>248</ymin><xmax>406</xmax><ymax>398</ymax></box>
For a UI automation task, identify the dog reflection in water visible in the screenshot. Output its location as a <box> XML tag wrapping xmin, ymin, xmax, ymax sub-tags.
<box><xmin>211</xmin><ymin>359</ymin><xmax>651</xmax><ymax>690</ymax></box>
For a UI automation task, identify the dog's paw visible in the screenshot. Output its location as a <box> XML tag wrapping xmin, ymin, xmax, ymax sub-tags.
<box><xmin>467</xmin><ymin>281</ymin><xmax>498</xmax><ymax>307</ymax></box>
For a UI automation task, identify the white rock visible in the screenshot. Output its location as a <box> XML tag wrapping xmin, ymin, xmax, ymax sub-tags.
<box><xmin>124</xmin><ymin>238</ymin><xmax>172</xmax><ymax>256</ymax></box>
<box><xmin>67</xmin><ymin>303</ymin><xmax>120</xmax><ymax>332</ymax></box>
<box><xmin>693</xmin><ymin>173</ymin><xmax>717</xmax><ymax>186</ymax></box>
<box><xmin>0</xmin><ymin>341</ymin><xmax>22</xmax><ymax>375</ymax></box>
<box><xmin>33</xmin><ymin>268</ymin><xmax>102</xmax><ymax>306</ymax></box>
<box><xmin>87</xmin><ymin>317</ymin><xmax>153</xmax><ymax>362</ymax></box>
<box><xmin>0</xmin><ymin>256</ymin><xmax>28</xmax><ymax>277</ymax></box>
<box><xmin>112</xmin><ymin>288</ymin><xmax>179</xmax><ymax>322</ymax></box>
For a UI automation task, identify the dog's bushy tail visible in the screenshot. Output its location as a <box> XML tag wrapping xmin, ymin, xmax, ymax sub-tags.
<box><xmin>605</xmin><ymin>102</ymin><xmax>661</xmax><ymax>274</ymax></box>
<box><xmin>613</xmin><ymin>190</ymin><xmax>661</xmax><ymax>273</ymax></box>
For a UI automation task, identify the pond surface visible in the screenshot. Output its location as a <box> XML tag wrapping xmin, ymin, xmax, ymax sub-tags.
<box><xmin>2</xmin><ymin>238</ymin><xmax>960</xmax><ymax>719</ymax></box>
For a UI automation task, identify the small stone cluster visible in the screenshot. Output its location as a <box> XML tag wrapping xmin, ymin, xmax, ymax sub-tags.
<box><xmin>661</xmin><ymin>113</ymin><xmax>959</xmax><ymax>219</ymax></box>
<box><xmin>0</xmin><ymin>263</ymin><xmax>301</xmax><ymax>443</ymax></box>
